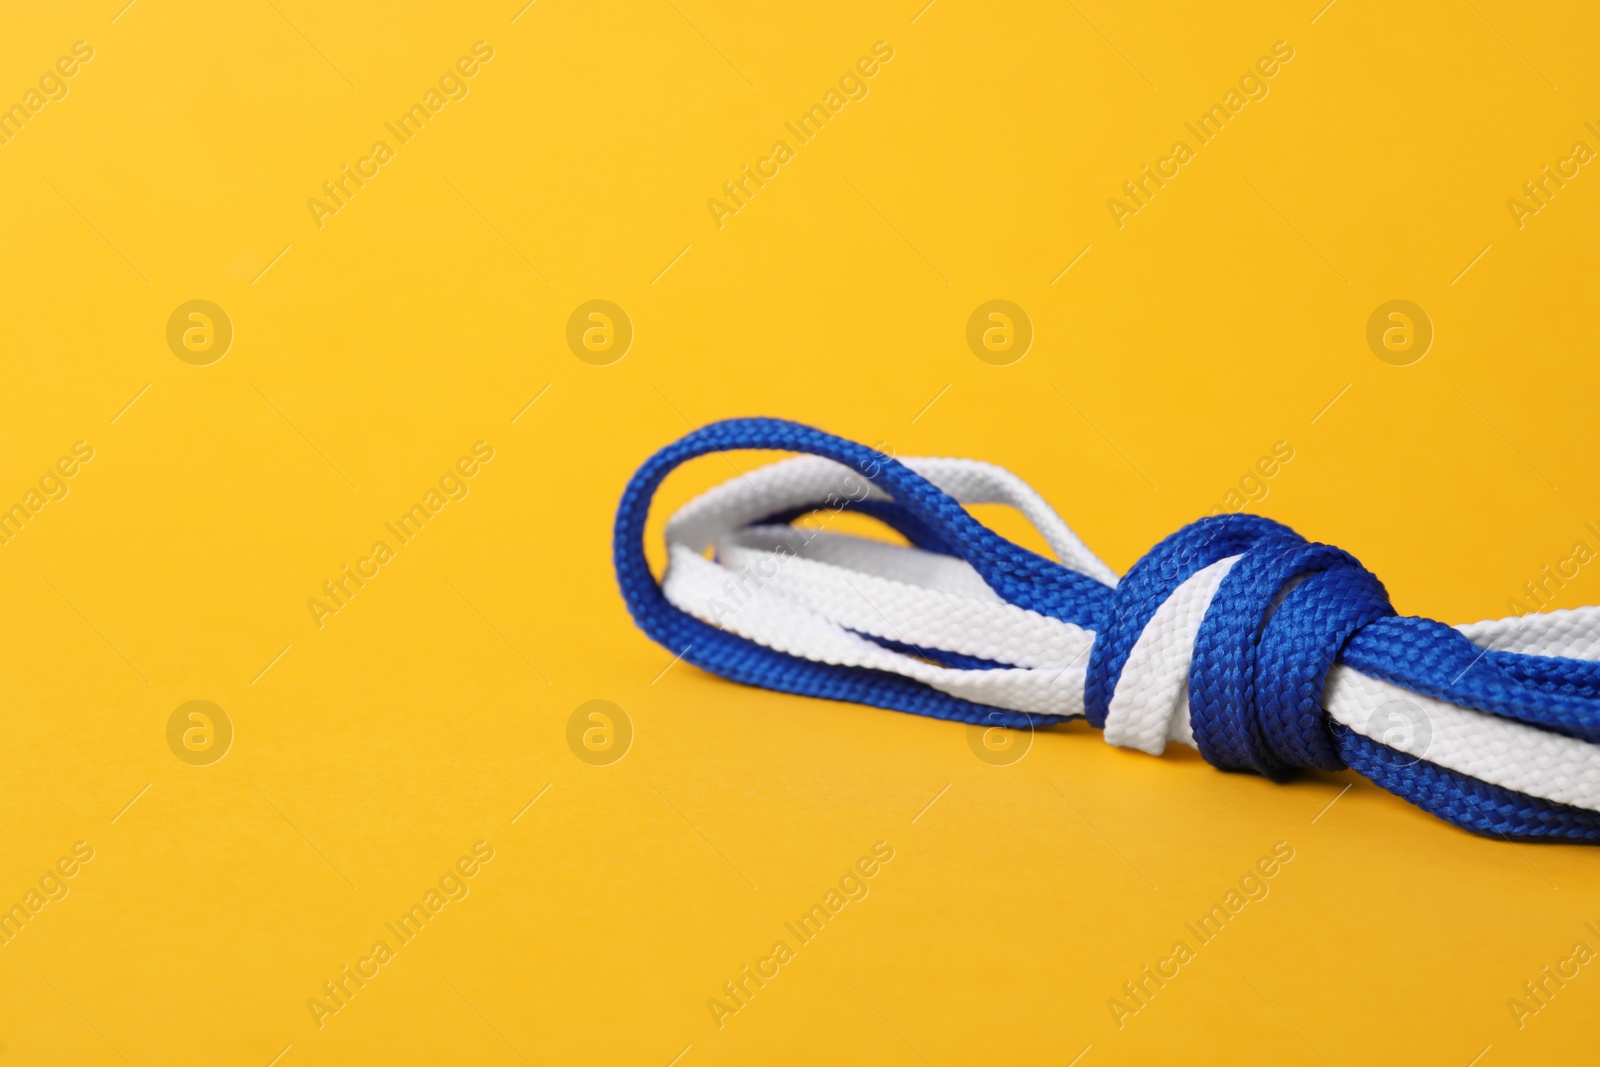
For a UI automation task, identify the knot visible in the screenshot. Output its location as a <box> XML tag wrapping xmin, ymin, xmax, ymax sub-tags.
<box><xmin>619</xmin><ymin>418</ymin><xmax>1600</xmax><ymax>841</ymax></box>
<box><xmin>1085</xmin><ymin>514</ymin><xmax>1394</xmax><ymax>780</ymax></box>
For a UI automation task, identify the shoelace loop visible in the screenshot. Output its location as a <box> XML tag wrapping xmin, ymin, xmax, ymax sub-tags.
<box><xmin>1089</xmin><ymin>515</ymin><xmax>1396</xmax><ymax>779</ymax></box>
<box><xmin>614</xmin><ymin>417</ymin><xmax>1600</xmax><ymax>842</ymax></box>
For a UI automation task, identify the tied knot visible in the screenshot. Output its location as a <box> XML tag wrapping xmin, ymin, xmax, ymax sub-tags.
<box><xmin>1084</xmin><ymin>514</ymin><xmax>1395</xmax><ymax>780</ymax></box>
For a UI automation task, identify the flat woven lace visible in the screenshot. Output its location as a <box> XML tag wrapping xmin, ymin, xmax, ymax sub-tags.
<box><xmin>614</xmin><ymin>418</ymin><xmax>1600</xmax><ymax>842</ymax></box>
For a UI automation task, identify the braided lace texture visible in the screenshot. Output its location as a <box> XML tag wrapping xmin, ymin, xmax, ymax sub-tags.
<box><xmin>614</xmin><ymin>418</ymin><xmax>1600</xmax><ymax>842</ymax></box>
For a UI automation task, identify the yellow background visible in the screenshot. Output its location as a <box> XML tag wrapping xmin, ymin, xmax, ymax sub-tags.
<box><xmin>2</xmin><ymin>0</ymin><xmax>1598</xmax><ymax>1063</ymax></box>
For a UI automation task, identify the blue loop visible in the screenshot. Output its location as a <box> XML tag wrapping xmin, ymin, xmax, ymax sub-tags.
<box><xmin>613</xmin><ymin>417</ymin><xmax>1112</xmax><ymax>729</ymax></box>
<box><xmin>1083</xmin><ymin>513</ymin><xmax>1295</xmax><ymax>727</ymax></box>
<box><xmin>1254</xmin><ymin>563</ymin><xmax>1393</xmax><ymax>771</ymax></box>
<box><xmin>1189</xmin><ymin>538</ymin><xmax>1393</xmax><ymax>778</ymax></box>
<box><xmin>615</xmin><ymin>418</ymin><xmax>1600</xmax><ymax>842</ymax></box>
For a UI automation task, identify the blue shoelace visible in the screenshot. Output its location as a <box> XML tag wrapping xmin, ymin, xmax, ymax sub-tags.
<box><xmin>614</xmin><ymin>418</ymin><xmax>1600</xmax><ymax>842</ymax></box>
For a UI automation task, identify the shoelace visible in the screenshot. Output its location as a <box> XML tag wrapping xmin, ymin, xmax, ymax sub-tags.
<box><xmin>613</xmin><ymin>417</ymin><xmax>1600</xmax><ymax>842</ymax></box>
